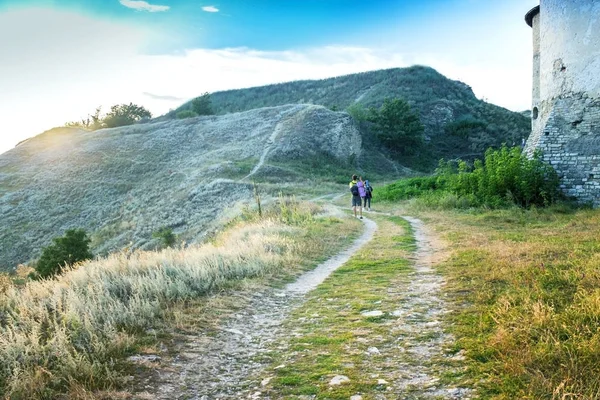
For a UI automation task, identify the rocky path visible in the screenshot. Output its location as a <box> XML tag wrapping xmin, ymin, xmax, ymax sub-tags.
<box><xmin>133</xmin><ymin>214</ymin><xmax>468</xmax><ymax>399</ymax></box>
<box><xmin>381</xmin><ymin>216</ymin><xmax>469</xmax><ymax>398</ymax></box>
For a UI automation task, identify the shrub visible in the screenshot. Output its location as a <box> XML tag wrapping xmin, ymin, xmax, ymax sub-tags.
<box><xmin>176</xmin><ymin>110</ymin><xmax>199</xmax><ymax>119</ymax></box>
<box><xmin>379</xmin><ymin>146</ymin><xmax>560</xmax><ymax>208</ymax></box>
<box><xmin>103</xmin><ymin>103</ymin><xmax>152</xmax><ymax>128</ymax></box>
<box><xmin>191</xmin><ymin>92</ymin><xmax>214</xmax><ymax>116</ymax></box>
<box><xmin>442</xmin><ymin>146</ymin><xmax>560</xmax><ymax>208</ymax></box>
<box><xmin>153</xmin><ymin>227</ymin><xmax>176</xmax><ymax>248</ymax></box>
<box><xmin>35</xmin><ymin>229</ymin><xmax>93</xmax><ymax>278</ymax></box>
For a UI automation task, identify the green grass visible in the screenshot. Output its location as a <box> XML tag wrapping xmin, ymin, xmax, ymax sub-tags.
<box><xmin>425</xmin><ymin>207</ymin><xmax>600</xmax><ymax>399</ymax></box>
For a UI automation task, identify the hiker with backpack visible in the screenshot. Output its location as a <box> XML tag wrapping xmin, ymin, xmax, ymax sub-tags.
<box><xmin>364</xmin><ymin>179</ymin><xmax>373</xmax><ymax>211</ymax></box>
<box><xmin>349</xmin><ymin>174</ymin><xmax>363</xmax><ymax>219</ymax></box>
<box><xmin>357</xmin><ymin>177</ymin><xmax>367</xmax><ymax>210</ymax></box>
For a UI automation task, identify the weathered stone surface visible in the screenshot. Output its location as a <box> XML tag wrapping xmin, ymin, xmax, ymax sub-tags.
<box><xmin>525</xmin><ymin>1</ymin><xmax>600</xmax><ymax>206</ymax></box>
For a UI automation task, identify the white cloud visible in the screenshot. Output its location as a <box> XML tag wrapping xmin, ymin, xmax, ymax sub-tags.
<box><xmin>0</xmin><ymin>7</ymin><xmax>534</xmax><ymax>156</ymax></box>
<box><xmin>202</xmin><ymin>6</ymin><xmax>219</xmax><ymax>13</ymax></box>
<box><xmin>119</xmin><ymin>0</ymin><xmax>170</xmax><ymax>12</ymax></box>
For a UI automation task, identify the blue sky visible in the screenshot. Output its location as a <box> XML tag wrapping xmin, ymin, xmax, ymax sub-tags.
<box><xmin>0</xmin><ymin>0</ymin><xmax>539</xmax><ymax>154</ymax></box>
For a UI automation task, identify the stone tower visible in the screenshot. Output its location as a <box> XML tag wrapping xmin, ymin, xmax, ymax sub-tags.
<box><xmin>524</xmin><ymin>1</ymin><xmax>600</xmax><ymax>206</ymax></box>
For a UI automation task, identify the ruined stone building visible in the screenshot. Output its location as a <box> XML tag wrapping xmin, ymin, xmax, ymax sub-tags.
<box><xmin>524</xmin><ymin>1</ymin><xmax>600</xmax><ymax>205</ymax></box>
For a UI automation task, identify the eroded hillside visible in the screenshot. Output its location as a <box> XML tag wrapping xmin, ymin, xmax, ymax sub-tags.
<box><xmin>0</xmin><ymin>104</ymin><xmax>363</xmax><ymax>270</ymax></box>
<box><xmin>168</xmin><ymin>66</ymin><xmax>531</xmax><ymax>165</ymax></box>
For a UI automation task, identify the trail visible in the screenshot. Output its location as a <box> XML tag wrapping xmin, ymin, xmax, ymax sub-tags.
<box><xmin>132</xmin><ymin>211</ymin><xmax>468</xmax><ymax>399</ymax></box>
<box><xmin>380</xmin><ymin>216</ymin><xmax>469</xmax><ymax>398</ymax></box>
<box><xmin>134</xmin><ymin>217</ymin><xmax>377</xmax><ymax>400</ymax></box>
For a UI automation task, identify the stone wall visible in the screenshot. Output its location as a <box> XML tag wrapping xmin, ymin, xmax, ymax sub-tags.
<box><xmin>525</xmin><ymin>0</ymin><xmax>600</xmax><ymax>205</ymax></box>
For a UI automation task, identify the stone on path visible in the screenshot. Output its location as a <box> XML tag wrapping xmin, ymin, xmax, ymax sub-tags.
<box><xmin>367</xmin><ymin>346</ymin><xmax>381</xmax><ymax>355</ymax></box>
<box><xmin>350</xmin><ymin>395</ymin><xmax>363</xmax><ymax>400</ymax></box>
<box><xmin>361</xmin><ymin>310</ymin><xmax>384</xmax><ymax>317</ymax></box>
<box><xmin>329</xmin><ymin>375</ymin><xmax>351</xmax><ymax>385</ymax></box>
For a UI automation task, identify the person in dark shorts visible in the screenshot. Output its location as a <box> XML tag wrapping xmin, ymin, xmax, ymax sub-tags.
<box><xmin>349</xmin><ymin>174</ymin><xmax>363</xmax><ymax>219</ymax></box>
<box><xmin>364</xmin><ymin>179</ymin><xmax>373</xmax><ymax>211</ymax></box>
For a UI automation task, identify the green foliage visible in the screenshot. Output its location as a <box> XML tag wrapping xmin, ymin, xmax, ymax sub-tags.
<box><xmin>376</xmin><ymin>176</ymin><xmax>446</xmax><ymax>201</ymax></box>
<box><xmin>176</xmin><ymin>110</ymin><xmax>199</xmax><ymax>119</ymax></box>
<box><xmin>103</xmin><ymin>103</ymin><xmax>152</xmax><ymax>128</ymax></box>
<box><xmin>368</xmin><ymin>98</ymin><xmax>424</xmax><ymax>155</ymax></box>
<box><xmin>66</xmin><ymin>103</ymin><xmax>152</xmax><ymax>130</ymax></box>
<box><xmin>379</xmin><ymin>146</ymin><xmax>560</xmax><ymax>208</ymax></box>
<box><xmin>152</xmin><ymin>227</ymin><xmax>176</xmax><ymax>248</ymax></box>
<box><xmin>345</xmin><ymin>103</ymin><xmax>369</xmax><ymax>122</ymax></box>
<box><xmin>35</xmin><ymin>229</ymin><xmax>93</xmax><ymax>278</ymax></box>
<box><xmin>191</xmin><ymin>92</ymin><xmax>214</xmax><ymax>116</ymax></box>
<box><xmin>442</xmin><ymin>146</ymin><xmax>561</xmax><ymax>208</ymax></box>
<box><xmin>444</xmin><ymin>116</ymin><xmax>487</xmax><ymax>138</ymax></box>
<box><xmin>162</xmin><ymin>66</ymin><xmax>530</xmax><ymax>171</ymax></box>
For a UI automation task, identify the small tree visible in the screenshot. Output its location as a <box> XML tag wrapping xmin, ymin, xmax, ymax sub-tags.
<box><xmin>36</xmin><ymin>229</ymin><xmax>93</xmax><ymax>278</ymax></box>
<box><xmin>153</xmin><ymin>227</ymin><xmax>176</xmax><ymax>248</ymax></box>
<box><xmin>370</xmin><ymin>98</ymin><xmax>424</xmax><ymax>155</ymax></box>
<box><xmin>103</xmin><ymin>103</ymin><xmax>152</xmax><ymax>128</ymax></box>
<box><xmin>191</xmin><ymin>93</ymin><xmax>214</xmax><ymax>116</ymax></box>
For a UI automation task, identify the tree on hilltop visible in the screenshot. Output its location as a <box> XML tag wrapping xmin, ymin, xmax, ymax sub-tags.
<box><xmin>103</xmin><ymin>103</ymin><xmax>152</xmax><ymax>128</ymax></box>
<box><xmin>65</xmin><ymin>103</ymin><xmax>152</xmax><ymax>130</ymax></box>
<box><xmin>369</xmin><ymin>98</ymin><xmax>424</xmax><ymax>155</ymax></box>
<box><xmin>191</xmin><ymin>92</ymin><xmax>214</xmax><ymax>116</ymax></box>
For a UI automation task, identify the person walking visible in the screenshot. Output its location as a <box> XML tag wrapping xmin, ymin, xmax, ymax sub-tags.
<box><xmin>349</xmin><ymin>174</ymin><xmax>363</xmax><ymax>219</ymax></box>
<box><xmin>364</xmin><ymin>179</ymin><xmax>373</xmax><ymax>211</ymax></box>
<box><xmin>357</xmin><ymin>177</ymin><xmax>367</xmax><ymax>213</ymax></box>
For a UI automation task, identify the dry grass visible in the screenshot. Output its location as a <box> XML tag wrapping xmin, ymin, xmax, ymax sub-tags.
<box><xmin>422</xmin><ymin>206</ymin><xmax>600</xmax><ymax>399</ymax></box>
<box><xmin>0</xmin><ymin>206</ymin><xmax>329</xmax><ymax>399</ymax></box>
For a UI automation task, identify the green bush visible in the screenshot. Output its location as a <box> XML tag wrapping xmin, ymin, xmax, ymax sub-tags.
<box><xmin>443</xmin><ymin>146</ymin><xmax>561</xmax><ymax>208</ymax></box>
<box><xmin>191</xmin><ymin>92</ymin><xmax>214</xmax><ymax>116</ymax></box>
<box><xmin>36</xmin><ymin>229</ymin><xmax>93</xmax><ymax>278</ymax></box>
<box><xmin>379</xmin><ymin>146</ymin><xmax>560</xmax><ymax>208</ymax></box>
<box><xmin>176</xmin><ymin>110</ymin><xmax>198</xmax><ymax>119</ymax></box>
<box><xmin>153</xmin><ymin>227</ymin><xmax>176</xmax><ymax>248</ymax></box>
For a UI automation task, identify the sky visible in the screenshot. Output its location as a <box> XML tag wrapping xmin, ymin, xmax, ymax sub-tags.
<box><xmin>0</xmin><ymin>0</ymin><xmax>539</xmax><ymax>155</ymax></box>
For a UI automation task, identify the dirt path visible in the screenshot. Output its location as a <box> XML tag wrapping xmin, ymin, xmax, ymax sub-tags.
<box><xmin>385</xmin><ymin>216</ymin><xmax>469</xmax><ymax>398</ymax></box>
<box><xmin>134</xmin><ymin>218</ymin><xmax>377</xmax><ymax>400</ymax></box>
<box><xmin>133</xmin><ymin>214</ymin><xmax>468</xmax><ymax>399</ymax></box>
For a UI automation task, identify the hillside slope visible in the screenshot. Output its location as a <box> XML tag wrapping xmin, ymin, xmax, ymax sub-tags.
<box><xmin>0</xmin><ymin>104</ymin><xmax>366</xmax><ymax>270</ymax></box>
<box><xmin>168</xmin><ymin>66</ymin><xmax>530</xmax><ymax>165</ymax></box>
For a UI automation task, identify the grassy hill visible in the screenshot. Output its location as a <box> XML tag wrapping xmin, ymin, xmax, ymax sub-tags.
<box><xmin>0</xmin><ymin>104</ymin><xmax>378</xmax><ymax>271</ymax></box>
<box><xmin>167</xmin><ymin>66</ymin><xmax>531</xmax><ymax>168</ymax></box>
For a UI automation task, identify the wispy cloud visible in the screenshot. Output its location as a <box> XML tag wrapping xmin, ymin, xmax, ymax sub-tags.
<box><xmin>202</xmin><ymin>5</ymin><xmax>219</xmax><ymax>13</ymax></box>
<box><xmin>119</xmin><ymin>0</ymin><xmax>170</xmax><ymax>12</ymax></box>
<box><xmin>143</xmin><ymin>92</ymin><xmax>184</xmax><ymax>101</ymax></box>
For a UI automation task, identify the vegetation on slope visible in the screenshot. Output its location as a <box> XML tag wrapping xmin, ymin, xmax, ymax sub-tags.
<box><xmin>0</xmin><ymin>199</ymin><xmax>362</xmax><ymax>399</ymax></box>
<box><xmin>426</xmin><ymin>207</ymin><xmax>600</xmax><ymax>399</ymax></box>
<box><xmin>165</xmin><ymin>66</ymin><xmax>530</xmax><ymax>168</ymax></box>
<box><xmin>377</xmin><ymin>146</ymin><xmax>560</xmax><ymax>208</ymax></box>
<box><xmin>66</xmin><ymin>103</ymin><xmax>152</xmax><ymax>130</ymax></box>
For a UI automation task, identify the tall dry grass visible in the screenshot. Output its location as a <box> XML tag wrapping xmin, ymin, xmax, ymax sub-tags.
<box><xmin>0</xmin><ymin>219</ymin><xmax>298</xmax><ymax>398</ymax></box>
